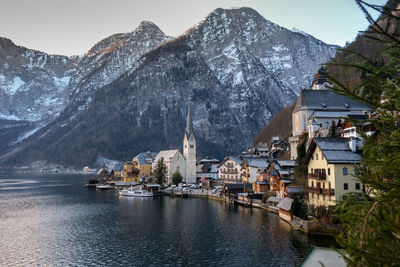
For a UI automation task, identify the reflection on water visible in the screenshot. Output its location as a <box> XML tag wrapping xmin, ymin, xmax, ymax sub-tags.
<box><xmin>0</xmin><ymin>174</ymin><xmax>335</xmax><ymax>266</ymax></box>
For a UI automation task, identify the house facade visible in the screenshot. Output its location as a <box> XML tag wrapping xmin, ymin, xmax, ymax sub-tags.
<box><xmin>217</xmin><ymin>157</ymin><xmax>242</xmax><ymax>183</ymax></box>
<box><xmin>304</xmin><ymin>137</ymin><xmax>363</xmax><ymax>207</ymax></box>
<box><xmin>132</xmin><ymin>151</ymin><xmax>157</xmax><ymax>179</ymax></box>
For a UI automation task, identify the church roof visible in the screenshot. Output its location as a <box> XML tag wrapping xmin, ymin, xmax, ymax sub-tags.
<box><xmin>185</xmin><ymin>96</ymin><xmax>195</xmax><ymax>139</ymax></box>
<box><xmin>154</xmin><ymin>150</ymin><xmax>183</xmax><ymax>162</ymax></box>
<box><xmin>293</xmin><ymin>89</ymin><xmax>372</xmax><ymax>113</ymax></box>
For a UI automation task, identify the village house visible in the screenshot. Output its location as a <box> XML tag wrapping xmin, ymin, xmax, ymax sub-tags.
<box><xmin>132</xmin><ymin>151</ymin><xmax>157</xmax><ymax>180</ymax></box>
<box><xmin>121</xmin><ymin>162</ymin><xmax>140</xmax><ymax>182</ymax></box>
<box><xmin>196</xmin><ymin>157</ymin><xmax>219</xmax><ymax>183</ymax></box>
<box><xmin>217</xmin><ymin>157</ymin><xmax>242</xmax><ymax>183</ymax></box>
<box><xmin>241</xmin><ymin>157</ymin><xmax>270</xmax><ymax>184</ymax></box>
<box><xmin>277</xmin><ymin>198</ymin><xmax>293</xmax><ymax>222</ymax></box>
<box><xmin>253</xmin><ymin>159</ymin><xmax>297</xmax><ymax>197</ymax></box>
<box><xmin>288</xmin><ymin>67</ymin><xmax>372</xmax><ymax>159</ymax></box>
<box><xmin>304</xmin><ymin>137</ymin><xmax>363</xmax><ymax>207</ymax></box>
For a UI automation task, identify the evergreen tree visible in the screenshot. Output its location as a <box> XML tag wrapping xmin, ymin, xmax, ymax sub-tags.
<box><xmin>172</xmin><ymin>171</ymin><xmax>183</xmax><ymax>186</ymax></box>
<box><xmin>326</xmin><ymin>1</ymin><xmax>400</xmax><ymax>265</ymax></box>
<box><xmin>153</xmin><ymin>157</ymin><xmax>167</xmax><ymax>186</ymax></box>
<box><xmin>294</xmin><ymin>133</ymin><xmax>308</xmax><ymax>186</ymax></box>
<box><xmin>328</xmin><ymin>121</ymin><xmax>338</xmax><ymax>137</ymax></box>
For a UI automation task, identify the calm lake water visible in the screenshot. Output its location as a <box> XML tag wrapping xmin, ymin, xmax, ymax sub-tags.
<box><xmin>0</xmin><ymin>174</ymin><xmax>335</xmax><ymax>266</ymax></box>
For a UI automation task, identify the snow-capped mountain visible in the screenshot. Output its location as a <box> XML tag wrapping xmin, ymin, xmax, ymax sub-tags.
<box><xmin>0</xmin><ymin>7</ymin><xmax>338</xmax><ymax>167</ymax></box>
<box><xmin>0</xmin><ymin>21</ymin><xmax>171</xmax><ymax>151</ymax></box>
<box><xmin>64</xmin><ymin>21</ymin><xmax>172</xmax><ymax>116</ymax></box>
<box><xmin>0</xmin><ymin>37</ymin><xmax>76</xmax><ymax>122</ymax></box>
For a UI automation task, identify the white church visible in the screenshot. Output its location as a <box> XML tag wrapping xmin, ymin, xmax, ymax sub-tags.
<box><xmin>152</xmin><ymin>97</ymin><xmax>197</xmax><ymax>185</ymax></box>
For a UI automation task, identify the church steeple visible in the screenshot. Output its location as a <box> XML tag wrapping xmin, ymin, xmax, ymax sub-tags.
<box><xmin>185</xmin><ymin>96</ymin><xmax>195</xmax><ymax>139</ymax></box>
<box><xmin>183</xmin><ymin>95</ymin><xmax>196</xmax><ymax>184</ymax></box>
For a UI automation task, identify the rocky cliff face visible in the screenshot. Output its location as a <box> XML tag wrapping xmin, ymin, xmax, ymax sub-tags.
<box><xmin>0</xmin><ymin>22</ymin><xmax>171</xmax><ymax>151</ymax></box>
<box><xmin>0</xmin><ymin>7</ymin><xmax>338</xmax><ymax>167</ymax></box>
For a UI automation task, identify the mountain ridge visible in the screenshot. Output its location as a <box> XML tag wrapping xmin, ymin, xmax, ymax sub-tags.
<box><xmin>0</xmin><ymin>7</ymin><xmax>338</xmax><ymax>167</ymax></box>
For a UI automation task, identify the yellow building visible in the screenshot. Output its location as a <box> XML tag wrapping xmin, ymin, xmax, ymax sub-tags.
<box><xmin>303</xmin><ymin>137</ymin><xmax>363</xmax><ymax>207</ymax></box>
<box><xmin>121</xmin><ymin>162</ymin><xmax>140</xmax><ymax>182</ymax></box>
<box><xmin>132</xmin><ymin>151</ymin><xmax>157</xmax><ymax>179</ymax></box>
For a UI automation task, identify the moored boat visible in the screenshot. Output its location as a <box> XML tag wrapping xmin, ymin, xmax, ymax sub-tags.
<box><xmin>119</xmin><ymin>188</ymin><xmax>153</xmax><ymax>197</ymax></box>
<box><xmin>96</xmin><ymin>184</ymin><xmax>114</xmax><ymax>190</ymax></box>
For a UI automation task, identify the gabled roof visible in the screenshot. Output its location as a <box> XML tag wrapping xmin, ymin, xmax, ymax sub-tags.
<box><xmin>304</xmin><ymin>137</ymin><xmax>362</xmax><ymax>165</ymax></box>
<box><xmin>277</xmin><ymin>198</ymin><xmax>293</xmax><ymax>211</ymax></box>
<box><xmin>277</xmin><ymin>160</ymin><xmax>296</xmax><ymax>168</ymax></box>
<box><xmin>243</xmin><ymin>158</ymin><xmax>271</xmax><ymax>169</ymax></box>
<box><xmin>293</xmin><ymin>89</ymin><xmax>372</xmax><ymax>113</ymax></box>
<box><xmin>133</xmin><ymin>151</ymin><xmax>157</xmax><ymax>165</ymax></box>
<box><xmin>154</xmin><ymin>150</ymin><xmax>183</xmax><ymax>162</ymax></box>
<box><xmin>216</xmin><ymin>156</ymin><xmax>242</xmax><ymax>168</ymax></box>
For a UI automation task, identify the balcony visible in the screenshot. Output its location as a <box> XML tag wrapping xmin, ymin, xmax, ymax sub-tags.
<box><xmin>308</xmin><ymin>172</ymin><xmax>326</xmax><ymax>180</ymax></box>
<box><xmin>308</xmin><ymin>187</ymin><xmax>335</xmax><ymax>195</ymax></box>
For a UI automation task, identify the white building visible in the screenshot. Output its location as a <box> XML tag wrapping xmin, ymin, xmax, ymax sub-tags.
<box><xmin>289</xmin><ymin>67</ymin><xmax>372</xmax><ymax>159</ymax></box>
<box><xmin>152</xmin><ymin>150</ymin><xmax>186</xmax><ymax>185</ymax></box>
<box><xmin>217</xmin><ymin>157</ymin><xmax>242</xmax><ymax>183</ymax></box>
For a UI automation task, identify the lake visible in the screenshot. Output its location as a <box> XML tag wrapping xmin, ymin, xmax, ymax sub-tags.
<box><xmin>0</xmin><ymin>174</ymin><xmax>335</xmax><ymax>266</ymax></box>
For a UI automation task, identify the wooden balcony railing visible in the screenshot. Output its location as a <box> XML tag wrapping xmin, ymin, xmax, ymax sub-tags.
<box><xmin>307</xmin><ymin>187</ymin><xmax>335</xmax><ymax>195</ymax></box>
<box><xmin>308</xmin><ymin>172</ymin><xmax>326</xmax><ymax>180</ymax></box>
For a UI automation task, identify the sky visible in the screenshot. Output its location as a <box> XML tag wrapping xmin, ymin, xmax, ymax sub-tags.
<box><xmin>0</xmin><ymin>0</ymin><xmax>387</xmax><ymax>56</ymax></box>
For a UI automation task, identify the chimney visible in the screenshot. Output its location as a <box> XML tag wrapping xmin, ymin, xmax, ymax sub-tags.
<box><xmin>349</xmin><ymin>138</ymin><xmax>357</xmax><ymax>152</ymax></box>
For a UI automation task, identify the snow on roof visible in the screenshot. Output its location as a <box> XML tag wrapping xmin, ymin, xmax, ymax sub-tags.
<box><xmin>154</xmin><ymin>150</ymin><xmax>181</xmax><ymax>162</ymax></box>
<box><xmin>244</xmin><ymin>158</ymin><xmax>270</xmax><ymax>168</ymax></box>
<box><xmin>134</xmin><ymin>151</ymin><xmax>157</xmax><ymax>165</ymax></box>
<box><xmin>301</xmin><ymin>247</ymin><xmax>347</xmax><ymax>267</ymax></box>
<box><xmin>210</xmin><ymin>164</ymin><xmax>219</xmax><ymax>173</ymax></box>
<box><xmin>277</xmin><ymin>198</ymin><xmax>293</xmax><ymax>211</ymax></box>
<box><xmin>267</xmin><ymin>196</ymin><xmax>283</xmax><ymax>203</ymax></box>
<box><xmin>277</xmin><ymin>160</ymin><xmax>296</xmax><ymax>167</ymax></box>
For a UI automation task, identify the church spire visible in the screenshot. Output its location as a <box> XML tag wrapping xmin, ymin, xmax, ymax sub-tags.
<box><xmin>185</xmin><ymin>95</ymin><xmax>194</xmax><ymax>138</ymax></box>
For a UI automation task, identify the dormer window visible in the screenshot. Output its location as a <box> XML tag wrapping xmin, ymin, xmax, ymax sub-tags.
<box><xmin>321</xmin><ymin>103</ymin><xmax>326</xmax><ymax>108</ymax></box>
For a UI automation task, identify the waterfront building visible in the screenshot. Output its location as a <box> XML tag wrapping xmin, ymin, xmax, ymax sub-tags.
<box><xmin>121</xmin><ymin>162</ymin><xmax>140</xmax><ymax>182</ymax></box>
<box><xmin>304</xmin><ymin>137</ymin><xmax>363</xmax><ymax>207</ymax></box>
<box><xmin>132</xmin><ymin>151</ymin><xmax>157</xmax><ymax>179</ymax></box>
<box><xmin>217</xmin><ymin>157</ymin><xmax>242</xmax><ymax>183</ymax></box>
<box><xmin>152</xmin><ymin>150</ymin><xmax>186</xmax><ymax>185</ymax></box>
<box><xmin>288</xmin><ymin>67</ymin><xmax>372</xmax><ymax>159</ymax></box>
<box><xmin>277</xmin><ymin>198</ymin><xmax>293</xmax><ymax>222</ymax></box>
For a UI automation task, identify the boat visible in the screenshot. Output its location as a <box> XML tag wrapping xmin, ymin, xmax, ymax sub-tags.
<box><xmin>119</xmin><ymin>188</ymin><xmax>153</xmax><ymax>197</ymax></box>
<box><xmin>96</xmin><ymin>184</ymin><xmax>114</xmax><ymax>190</ymax></box>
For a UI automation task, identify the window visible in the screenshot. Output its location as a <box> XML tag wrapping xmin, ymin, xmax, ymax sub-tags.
<box><xmin>311</xmin><ymin>181</ymin><xmax>314</xmax><ymax>187</ymax></box>
<box><xmin>185</xmin><ymin>145</ymin><xmax>187</xmax><ymax>148</ymax></box>
<box><xmin>311</xmin><ymin>168</ymin><xmax>313</xmax><ymax>173</ymax></box>
<box><xmin>343</xmin><ymin>167</ymin><xmax>348</xmax><ymax>175</ymax></box>
<box><xmin>328</xmin><ymin>168</ymin><xmax>330</xmax><ymax>176</ymax></box>
<box><xmin>311</xmin><ymin>155</ymin><xmax>314</xmax><ymax>160</ymax></box>
<box><xmin>316</xmin><ymin>153</ymin><xmax>318</xmax><ymax>160</ymax></box>
<box><xmin>355</xmin><ymin>183</ymin><xmax>360</xmax><ymax>190</ymax></box>
<box><xmin>190</xmin><ymin>145</ymin><xmax>194</xmax><ymax>148</ymax></box>
<box><xmin>322</xmin><ymin>154</ymin><xmax>324</xmax><ymax>160</ymax></box>
<box><xmin>344</xmin><ymin>183</ymin><xmax>348</xmax><ymax>190</ymax></box>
